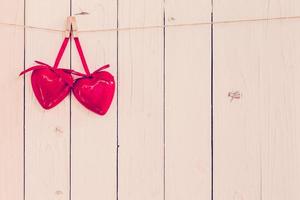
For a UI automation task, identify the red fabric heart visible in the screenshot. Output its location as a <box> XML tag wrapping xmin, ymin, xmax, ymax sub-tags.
<box><xmin>70</xmin><ymin>38</ymin><xmax>115</xmax><ymax>115</ymax></box>
<box><xmin>31</xmin><ymin>67</ymin><xmax>73</xmax><ymax>109</ymax></box>
<box><xmin>20</xmin><ymin>62</ymin><xmax>73</xmax><ymax>109</ymax></box>
<box><xmin>20</xmin><ymin>38</ymin><xmax>73</xmax><ymax>109</ymax></box>
<box><xmin>72</xmin><ymin>65</ymin><xmax>115</xmax><ymax>115</ymax></box>
<box><xmin>20</xmin><ymin>36</ymin><xmax>115</xmax><ymax>115</ymax></box>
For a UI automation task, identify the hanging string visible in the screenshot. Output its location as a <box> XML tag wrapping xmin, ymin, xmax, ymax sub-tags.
<box><xmin>0</xmin><ymin>15</ymin><xmax>300</xmax><ymax>33</ymax></box>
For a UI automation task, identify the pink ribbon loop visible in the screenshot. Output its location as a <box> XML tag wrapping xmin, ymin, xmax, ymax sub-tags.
<box><xmin>19</xmin><ymin>60</ymin><xmax>52</xmax><ymax>76</ymax></box>
<box><xmin>53</xmin><ymin>37</ymin><xmax>70</xmax><ymax>69</ymax></box>
<box><xmin>19</xmin><ymin>36</ymin><xmax>111</xmax><ymax>79</ymax></box>
<box><xmin>34</xmin><ymin>60</ymin><xmax>51</xmax><ymax>66</ymax></box>
<box><xmin>63</xmin><ymin>65</ymin><xmax>111</xmax><ymax>78</ymax></box>
<box><xmin>19</xmin><ymin>65</ymin><xmax>50</xmax><ymax>76</ymax></box>
<box><xmin>93</xmin><ymin>64</ymin><xmax>110</xmax><ymax>74</ymax></box>
<box><xmin>73</xmin><ymin>37</ymin><xmax>91</xmax><ymax>76</ymax></box>
<box><xmin>63</xmin><ymin>69</ymin><xmax>86</xmax><ymax>77</ymax></box>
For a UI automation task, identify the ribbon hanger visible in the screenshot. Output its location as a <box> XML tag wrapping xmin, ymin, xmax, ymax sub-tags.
<box><xmin>18</xmin><ymin>16</ymin><xmax>115</xmax><ymax>114</ymax></box>
<box><xmin>64</xmin><ymin>16</ymin><xmax>91</xmax><ymax>76</ymax></box>
<box><xmin>20</xmin><ymin>16</ymin><xmax>79</xmax><ymax>76</ymax></box>
<box><xmin>66</xmin><ymin>16</ymin><xmax>91</xmax><ymax>76</ymax></box>
<box><xmin>20</xmin><ymin>16</ymin><xmax>108</xmax><ymax>78</ymax></box>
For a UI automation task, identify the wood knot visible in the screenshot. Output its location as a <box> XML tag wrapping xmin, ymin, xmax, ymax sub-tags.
<box><xmin>168</xmin><ymin>17</ymin><xmax>176</xmax><ymax>22</ymax></box>
<box><xmin>55</xmin><ymin>190</ymin><xmax>63</xmax><ymax>195</ymax></box>
<box><xmin>55</xmin><ymin>127</ymin><xmax>63</xmax><ymax>134</ymax></box>
<box><xmin>74</xmin><ymin>11</ymin><xmax>90</xmax><ymax>15</ymax></box>
<box><xmin>228</xmin><ymin>91</ymin><xmax>242</xmax><ymax>102</ymax></box>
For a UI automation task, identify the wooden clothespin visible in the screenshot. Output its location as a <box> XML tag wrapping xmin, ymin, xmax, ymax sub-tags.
<box><xmin>65</xmin><ymin>16</ymin><xmax>78</xmax><ymax>37</ymax></box>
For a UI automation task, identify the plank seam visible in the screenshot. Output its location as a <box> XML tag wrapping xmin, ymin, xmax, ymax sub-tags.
<box><xmin>69</xmin><ymin>0</ymin><xmax>72</xmax><ymax>200</ymax></box>
<box><xmin>163</xmin><ymin>1</ymin><xmax>166</xmax><ymax>199</ymax></box>
<box><xmin>116</xmin><ymin>0</ymin><xmax>119</xmax><ymax>199</ymax></box>
<box><xmin>23</xmin><ymin>0</ymin><xmax>26</xmax><ymax>199</ymax></box>
<box><xmin>210</xmin><ymin>1</ymin><xmax>214</xmax><ymax>199</ymax></box>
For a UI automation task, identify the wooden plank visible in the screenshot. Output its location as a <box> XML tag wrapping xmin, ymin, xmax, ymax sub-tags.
<box><xmin>70</xmin><ymin>1</ymin><xmax>117</xmax><ymax>199</ymax></box>
<box><xmin>0</xmin><ymin>1</ymin><xmax>24</xmax><ymax>200</ymax></box>
<box><xmin>214</xmin><ymin>23</ymin><xmax>263</xmax><ymax>200</ymax></box>
<box><xmin>214</xmin><ymin>1</ymin><xmax>300</xmax><ymax>199</ymax></box>
<box><xmin>25</xmin><ymin>1</ymin><xmax>70</xmax><ymax>199</ymax></box>
<box><xmin>164</xmin><ymin>0</ymin><xmax>212</xmax><ymax>199</ymax></box>
<box><xmin>118</xmin><ymin>0</ymin><xmax>164</xmax><ymax>199</ymax></box>
<box><xmin>214</xmin><ymin>0</ymin><xmax>300</xmax><ymax>20</ymax></box>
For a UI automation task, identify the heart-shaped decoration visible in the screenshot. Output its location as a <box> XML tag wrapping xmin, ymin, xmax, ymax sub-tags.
<box><xmin>20</xmin><ymin>37</ymin><xmax>73</xmax><ymax>110</ymax></box>
<box><xmin>31</xmin><ymin>67</ymin><xmax>73</xmax><ymax>109</ymax></box>
<box><xmin>20</xmin><ymin>36</ymin><xmax>116</xmax><ymax>115</ymax></box>
<box><xmin>20</xmin><ymin>61</ymin><xmax>74</xmax><ymax>110</ymax></box>
<box><xmin>72</xmin><ymin>65</ymin><xmax>115</xmax><ymax>115</ymax></box>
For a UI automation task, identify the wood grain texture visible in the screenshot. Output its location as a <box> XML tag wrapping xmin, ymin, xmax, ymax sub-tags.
<box><xmin>0</xmin><ymin>0</ymin><xmax>23</xmax><ymax>199</ymax></box>
<box><xmin>214</xmin><ymin>0</ymin><xmax>300</xmax><ymax>199</ymax></box>
<box><xmin>71</xmin><ymin>0</ymin><xmax>117</xmax><ymax>199</ymax></box>
<box><xmin>164</xmin><ymin>28</ymin><xmax>211</xmax><ymax>199</ymax></box>
<box><xmin>25</xmin><ymin>1</ymin><xmax>70</xmax><ymax>199</ymax></box>
<box><xmin>214</xmin><ymin>0</ymin><xmax>300</xmax><ymax>20</ymax></box>
<box><xmin>164</xmin><ymin>0</ymin><xmax>211</xmax><ymax>199</ymax></box>
<box><xmin>118</xmin><ymin>0</ymin><xmax>164</xmax><ymax>199</ymax></box>
<box><xmin>2</xmin><ymin>0</ymin><xmax>300</xmax><ymax>199</ymax></box>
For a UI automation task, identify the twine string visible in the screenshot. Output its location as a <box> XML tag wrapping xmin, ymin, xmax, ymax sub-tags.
<box><xmin>0</xmin><ymin>15</ymin><xmax>300</xmax><ymax>33</ymax></box>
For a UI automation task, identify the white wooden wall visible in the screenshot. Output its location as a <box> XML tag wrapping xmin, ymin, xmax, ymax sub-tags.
<box><xmin>1</xmin><ymin>0</ymin><xmax>300</xmax><ymax>199</ymax></box>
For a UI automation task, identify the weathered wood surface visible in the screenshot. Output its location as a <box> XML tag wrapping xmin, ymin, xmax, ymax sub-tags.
<box><xmin>165</xmin><ymin>0</ymin><xmax>211</xmax><ymax>199</ymax></box>
<box><xmin>118</xmin><ymin>0</ymin><xmax>164</xmax><ymax>199</ymax></box>
<box><xmin>0</xmin><ymin>0</ymin><xmax>300</xmax><ymax>199</ymax></box>
<box><xmin>25</xmin><ymin>0</ymin><xmax>70</xmax><ymax>199</ymax></box>
<box><xmin>0</xmin><ymin>0</ymin><xmax>24</xmax><ymax>199</ymax></box>
<box><xmin>71</xmin><ymin>0</ymin><xmax>117</xmax><ymax>199</ymax></box>
<box><xmin>214</xmin><ymin>1</ymin><xmax>300</xmax><ymax>199</ymax></box>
